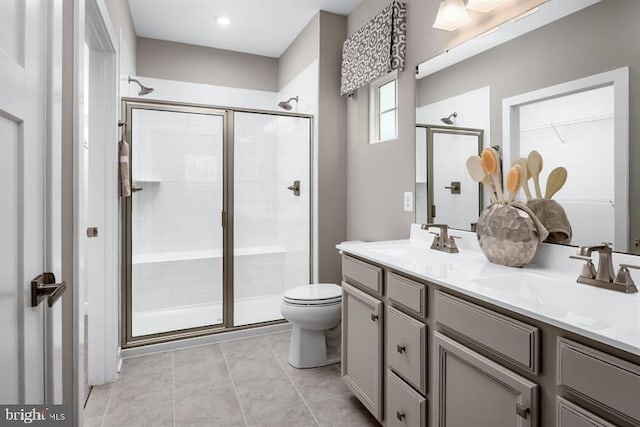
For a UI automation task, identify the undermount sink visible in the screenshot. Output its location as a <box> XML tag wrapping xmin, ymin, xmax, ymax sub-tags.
<box><xmin>473</xmin><ymin>272</ymin><xmax>569</xmax><ymax>290</ymax></box>
<box><xmin>471</xmin><ymin>272</ymin><xmax>634</xmax><ymax>331</ymax></box>
<box><xmin>366</xmin><ymin>246</ymin><xmax>409</xmax><ymax>258</ymax></box>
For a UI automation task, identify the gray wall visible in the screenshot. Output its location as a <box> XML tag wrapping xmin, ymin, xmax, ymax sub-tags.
<box><xmin>317</xmin><ymin>11</ymin><xmax>348</xmax><ymax>283</ymax></box>
<box><xmin>416</xmin><ymin>0</ymin><xmax>639</xmax><ymax>253</ymax></box>
<box><xmin>136</xmin><ymin>37</ymin><xmax>279</xmax><ymax>91</ymax></box>
<box><xmin>104</xmin><ymin>0</ymin><xmax>137</xmax><ymax>71</ymax></box>
<box><xmin>278</xmin><ymin>14</ymin><xmax>320</xmax><ymax>90</ymax></box>
<box><xmin>279</xmin><ymin>10</ymin><xmax>349</xmax><ymax>284</ymax></box>
<box><xmin>345</xmin><ymin>0</ymin><xmax>547</xmax><ymax>241</ymax></box>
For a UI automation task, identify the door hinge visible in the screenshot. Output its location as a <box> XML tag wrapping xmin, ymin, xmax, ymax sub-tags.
<box><xmin>516</xmin><ymin>403</ymin><xmax>530</xmax><ymax>419</ymax></box>
<box><xmin>221</xmin><ymin>211</ymin><xmax>226</xmax><ymax>228</ymax></box>
<box><xmin>431</xmin><ymin>204</ymin><xmax>437</xmax><ymax>218</ymax></box>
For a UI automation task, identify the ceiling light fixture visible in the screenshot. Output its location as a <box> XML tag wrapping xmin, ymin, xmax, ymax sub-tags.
<box><xmin>510</xmin><ymin>7</ymin><xmax>540</xmax><ymax>23</ymax></box>
<box><xmin>216</xmin><ymin>16</ymin><xmax>231</xmax><ymax>26</ymax></box>
<box><xmin>466</xmin><ymin>0</ymin><xmax>505</xmax><ymax>13</ymax></box>
<box><xmin>433</xmin><ymin>0</ymin><xmax>471</xmax><ymax>31</ymax></box>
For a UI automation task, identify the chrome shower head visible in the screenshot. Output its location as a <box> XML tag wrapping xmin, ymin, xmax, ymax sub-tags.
<box><xmin>128</xmin><ymin>76</ymin><xmax>154</xmax><ymax>97</ymax></box>
<box><xmin>441</xmin><ymin>112</ymin><xmax>457</xmax><ymax>125</ymax></box>
<box><xmin>278</xmin><ymin>96</ymin><xmax>299</xmax><ymax>111</ymax></box>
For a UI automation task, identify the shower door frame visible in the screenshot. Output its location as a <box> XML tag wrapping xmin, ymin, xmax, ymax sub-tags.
<box><xmin>417</xmin><ymin>124</ymin><xmax>484</xmax><ymax>225</ymax></box>
<box><xmin>120</xmin><ymin>98</ymin><xmax>314</xmax><ymax>348</ymax></box>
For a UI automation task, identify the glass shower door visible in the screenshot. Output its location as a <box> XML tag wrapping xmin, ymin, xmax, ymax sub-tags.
<box><xmin>129</xmin><ymin>106</ymin><xmax>226</xmax><ymax>338</ymax></box>
<box><xmin>233</xmin><ymin>112</ymin><xmax>311</xmax><ymax>326</ymax></box>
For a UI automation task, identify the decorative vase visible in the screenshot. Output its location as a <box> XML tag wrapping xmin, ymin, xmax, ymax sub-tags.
<box><xmin>476</xmin><ymin>204</ymin><xmax>546</xmax><ymax>268</ymax></box>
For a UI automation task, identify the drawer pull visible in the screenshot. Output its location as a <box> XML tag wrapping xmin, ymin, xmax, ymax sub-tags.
<box><xmin>371</xmin><ymin>313</ymin><xmax>379</xmax><ymax>322</ymax></box>
<box><xmin>516</xmin><ymin>403</ymin><xmax>530</xmax><ymax>419</ymax></box>
<box><xmin>396</xmin><ymin>344</ymin><xmax>406</xmax><ymax>354</ymax></box>
<box><xmin>396</xmin><ymin>411</ymin><xmax>406</xmax><ymax>421</ymax></box>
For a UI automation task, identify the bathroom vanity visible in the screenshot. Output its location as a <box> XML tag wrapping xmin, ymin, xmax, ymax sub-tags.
<box><xmin>338</xmin><ymin>227</ymin><xmax>640</xmax><ymax>427</ymax></box>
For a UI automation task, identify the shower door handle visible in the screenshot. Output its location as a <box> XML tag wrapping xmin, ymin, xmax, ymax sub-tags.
<box><xmin>287</xmin><ymin>180</ymin><xmax>300</xmax><ymax>196</ymax></box>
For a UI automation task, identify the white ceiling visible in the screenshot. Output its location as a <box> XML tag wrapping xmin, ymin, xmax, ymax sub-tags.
<box><xmin>128</xmin><ymin>0</ymin><xmax>362</xmax><ymax>58</ymax></box>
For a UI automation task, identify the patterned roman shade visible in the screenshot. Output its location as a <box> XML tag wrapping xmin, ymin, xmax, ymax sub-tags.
<box><xmin>340</xmin><ymin>1</ymin><xmax>407</xmax><ymax>96</ymax></box>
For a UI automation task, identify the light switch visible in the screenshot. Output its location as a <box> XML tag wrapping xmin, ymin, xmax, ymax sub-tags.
<box><xmin>403</xmin><ymin>192</ymin><xmax>413</xmax><ymax>212</ymax></box>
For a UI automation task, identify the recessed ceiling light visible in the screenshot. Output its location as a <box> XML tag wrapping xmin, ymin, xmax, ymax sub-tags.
<box><xmin>216</xmin><ymin>16</ymin><xmax>231</xmax><ymax>26</ymax></box>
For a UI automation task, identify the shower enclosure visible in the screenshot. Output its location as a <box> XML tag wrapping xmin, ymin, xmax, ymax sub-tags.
<box><xmin>121</xmin><ymin>99</ymin><xmax>312</xmax><ymax>346</ymax></box>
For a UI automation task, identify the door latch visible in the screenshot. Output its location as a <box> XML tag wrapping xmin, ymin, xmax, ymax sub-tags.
<box><xmin>444</xmin><ymin>181</ymin><xmax>461</xmax><ymax>194</ymax></box>
<box><xmin>516</xmin><ymin>403</ymin><xmax>530</xmax><ymax>419</ymax></box>
<box><xmin>287</xmin><ymin>180</ymin><xmax>300</xmax><ymax>196</ymax></box>
<box><xmin>31</xmin><ymin>273</ymin><xmax>67</xmax><ymax>307</ymax></box>
<box><xmin>87</xmin><ymin>227</ymin><xmax>99</xmax><ymax>238</ymax></box>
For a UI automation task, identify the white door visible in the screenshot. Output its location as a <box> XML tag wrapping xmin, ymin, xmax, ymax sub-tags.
<box><xmin>0</xmin><ymin>0</ymin><xmax>63</xmax><ymax>404</ymax></box>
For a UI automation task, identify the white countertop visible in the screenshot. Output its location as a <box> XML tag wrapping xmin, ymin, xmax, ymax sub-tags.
<box><xmin>337</xmin><ymin>225</ymin><xmax>640</xmax><ymax>357</ymax></box>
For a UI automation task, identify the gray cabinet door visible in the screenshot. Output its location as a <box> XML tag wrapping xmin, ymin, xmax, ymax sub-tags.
<box><xmin>433</xmin><ymin>332</ymin><xmax>539</xmax><ymax>427</ymax></box>
<box><xmin>342</xmin><ymin>281</ymin><xmax>384</xmax><ymax>422</ymax></box>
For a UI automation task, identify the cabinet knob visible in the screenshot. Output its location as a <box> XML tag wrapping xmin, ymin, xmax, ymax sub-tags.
<box><xmin>370</xmin><ymin>313</ymin><xmax>379</xmax><ymax>322</ymax></box>
<box><xmin>396</xmin><ymin>344</ymin><xmax>406</xmax><ymax>354</ymax></box>
<box><xmin>396</xmin><ymin>411</ymin><xmax>406</xmax><ymax>421</ymax></box>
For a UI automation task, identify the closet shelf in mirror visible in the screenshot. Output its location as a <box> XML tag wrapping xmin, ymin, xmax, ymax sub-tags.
<box><xmin>520</xmin><ymin>113</ymin><xmax>614</xmax><ymax>133</ymax></box>
<box><xmin>132</xmin><ymin>246</ymin><xmax>286</xmax><ymax>265</ymax></box>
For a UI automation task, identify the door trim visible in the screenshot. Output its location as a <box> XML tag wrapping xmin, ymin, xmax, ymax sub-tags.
<box><xmin>82</xmin><ymin>0</ymin><xmax>120</xmax><ymax>390</ymax></box>
<box><xmin>502</xmin><ymin>67</ymin><xmax>629</xmax><ymax>251</ymax></box>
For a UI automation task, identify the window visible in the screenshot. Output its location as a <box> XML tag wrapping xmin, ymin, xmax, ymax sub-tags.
<box><xmin>370</xmin><ymin>71</ymin><xmax>398</xmax><ymax>143</ymax></box>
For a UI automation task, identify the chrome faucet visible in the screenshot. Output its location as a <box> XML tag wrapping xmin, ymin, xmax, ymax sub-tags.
<box><xmin>421</xmin><ymin>224</ymin><xmax>459</xmax><ymax>254</ymax></box>
<box><xmin>570</xmin><ymin>243</ymin><xmax>638</xmax><ymax>293</ymax></box>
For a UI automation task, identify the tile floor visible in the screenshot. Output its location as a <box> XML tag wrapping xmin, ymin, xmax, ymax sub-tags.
<box><xmin>84</xmin><ymin>330</ymin><xmax>379</xmax><ymax>427</ymax></box>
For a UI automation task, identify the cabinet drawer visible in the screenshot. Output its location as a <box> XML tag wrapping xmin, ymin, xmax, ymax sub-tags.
<box><xmin>557</xmin><ymin>338</ymin><xmax>640</xmax><ymax>424</ymax></box>
<box><xmin>387</xmin><ymin>272</ymin><xmax>426</xmax><ymax>317</ymax></box>
<box><xmin>387</xmin><ymin>306</ymin><xmax>427</xmax><ymax>393</ymax></box>
<box><xmin>435</xmin><ymin>291</ymin><xmax>539</xmax><ymax>373</ymax></box>
<box><xmin>386</xmin><ymin>371</ymin><xmax>426</xmax><ymax>427</ymax></box>
<box><xmin>556</xmin><ymin>397</ymin><xmax>616</xmax><ymax>427</ymax></box>
<box><xmin>342</xmin><ymin>255</ymin><xmax>383</xmax><ymax>296</ymax></box>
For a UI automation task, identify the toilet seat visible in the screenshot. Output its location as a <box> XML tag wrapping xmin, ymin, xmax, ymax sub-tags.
<box><xmin>283</xmin><ymin>284</ymin><xmax>342</xmax><ymax>306</ymax></box>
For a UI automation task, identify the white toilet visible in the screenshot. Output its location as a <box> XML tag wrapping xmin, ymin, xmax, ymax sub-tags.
<box><xmin>281</xmin><ymin>283</ymin><xmax>342</xmax><ymax>369</ymax></box>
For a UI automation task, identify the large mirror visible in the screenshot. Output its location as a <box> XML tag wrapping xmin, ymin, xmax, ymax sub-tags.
<box><xmin>415</xmin><ymin>0</ymin><xmax>639</xmax><ymax>254</ymax></box>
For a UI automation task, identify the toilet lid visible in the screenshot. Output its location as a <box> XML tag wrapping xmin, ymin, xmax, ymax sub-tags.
<box><xmin>284</xmin><ymin>284</ymin><xmax>342</xmax><ymax>305</ymax></box>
